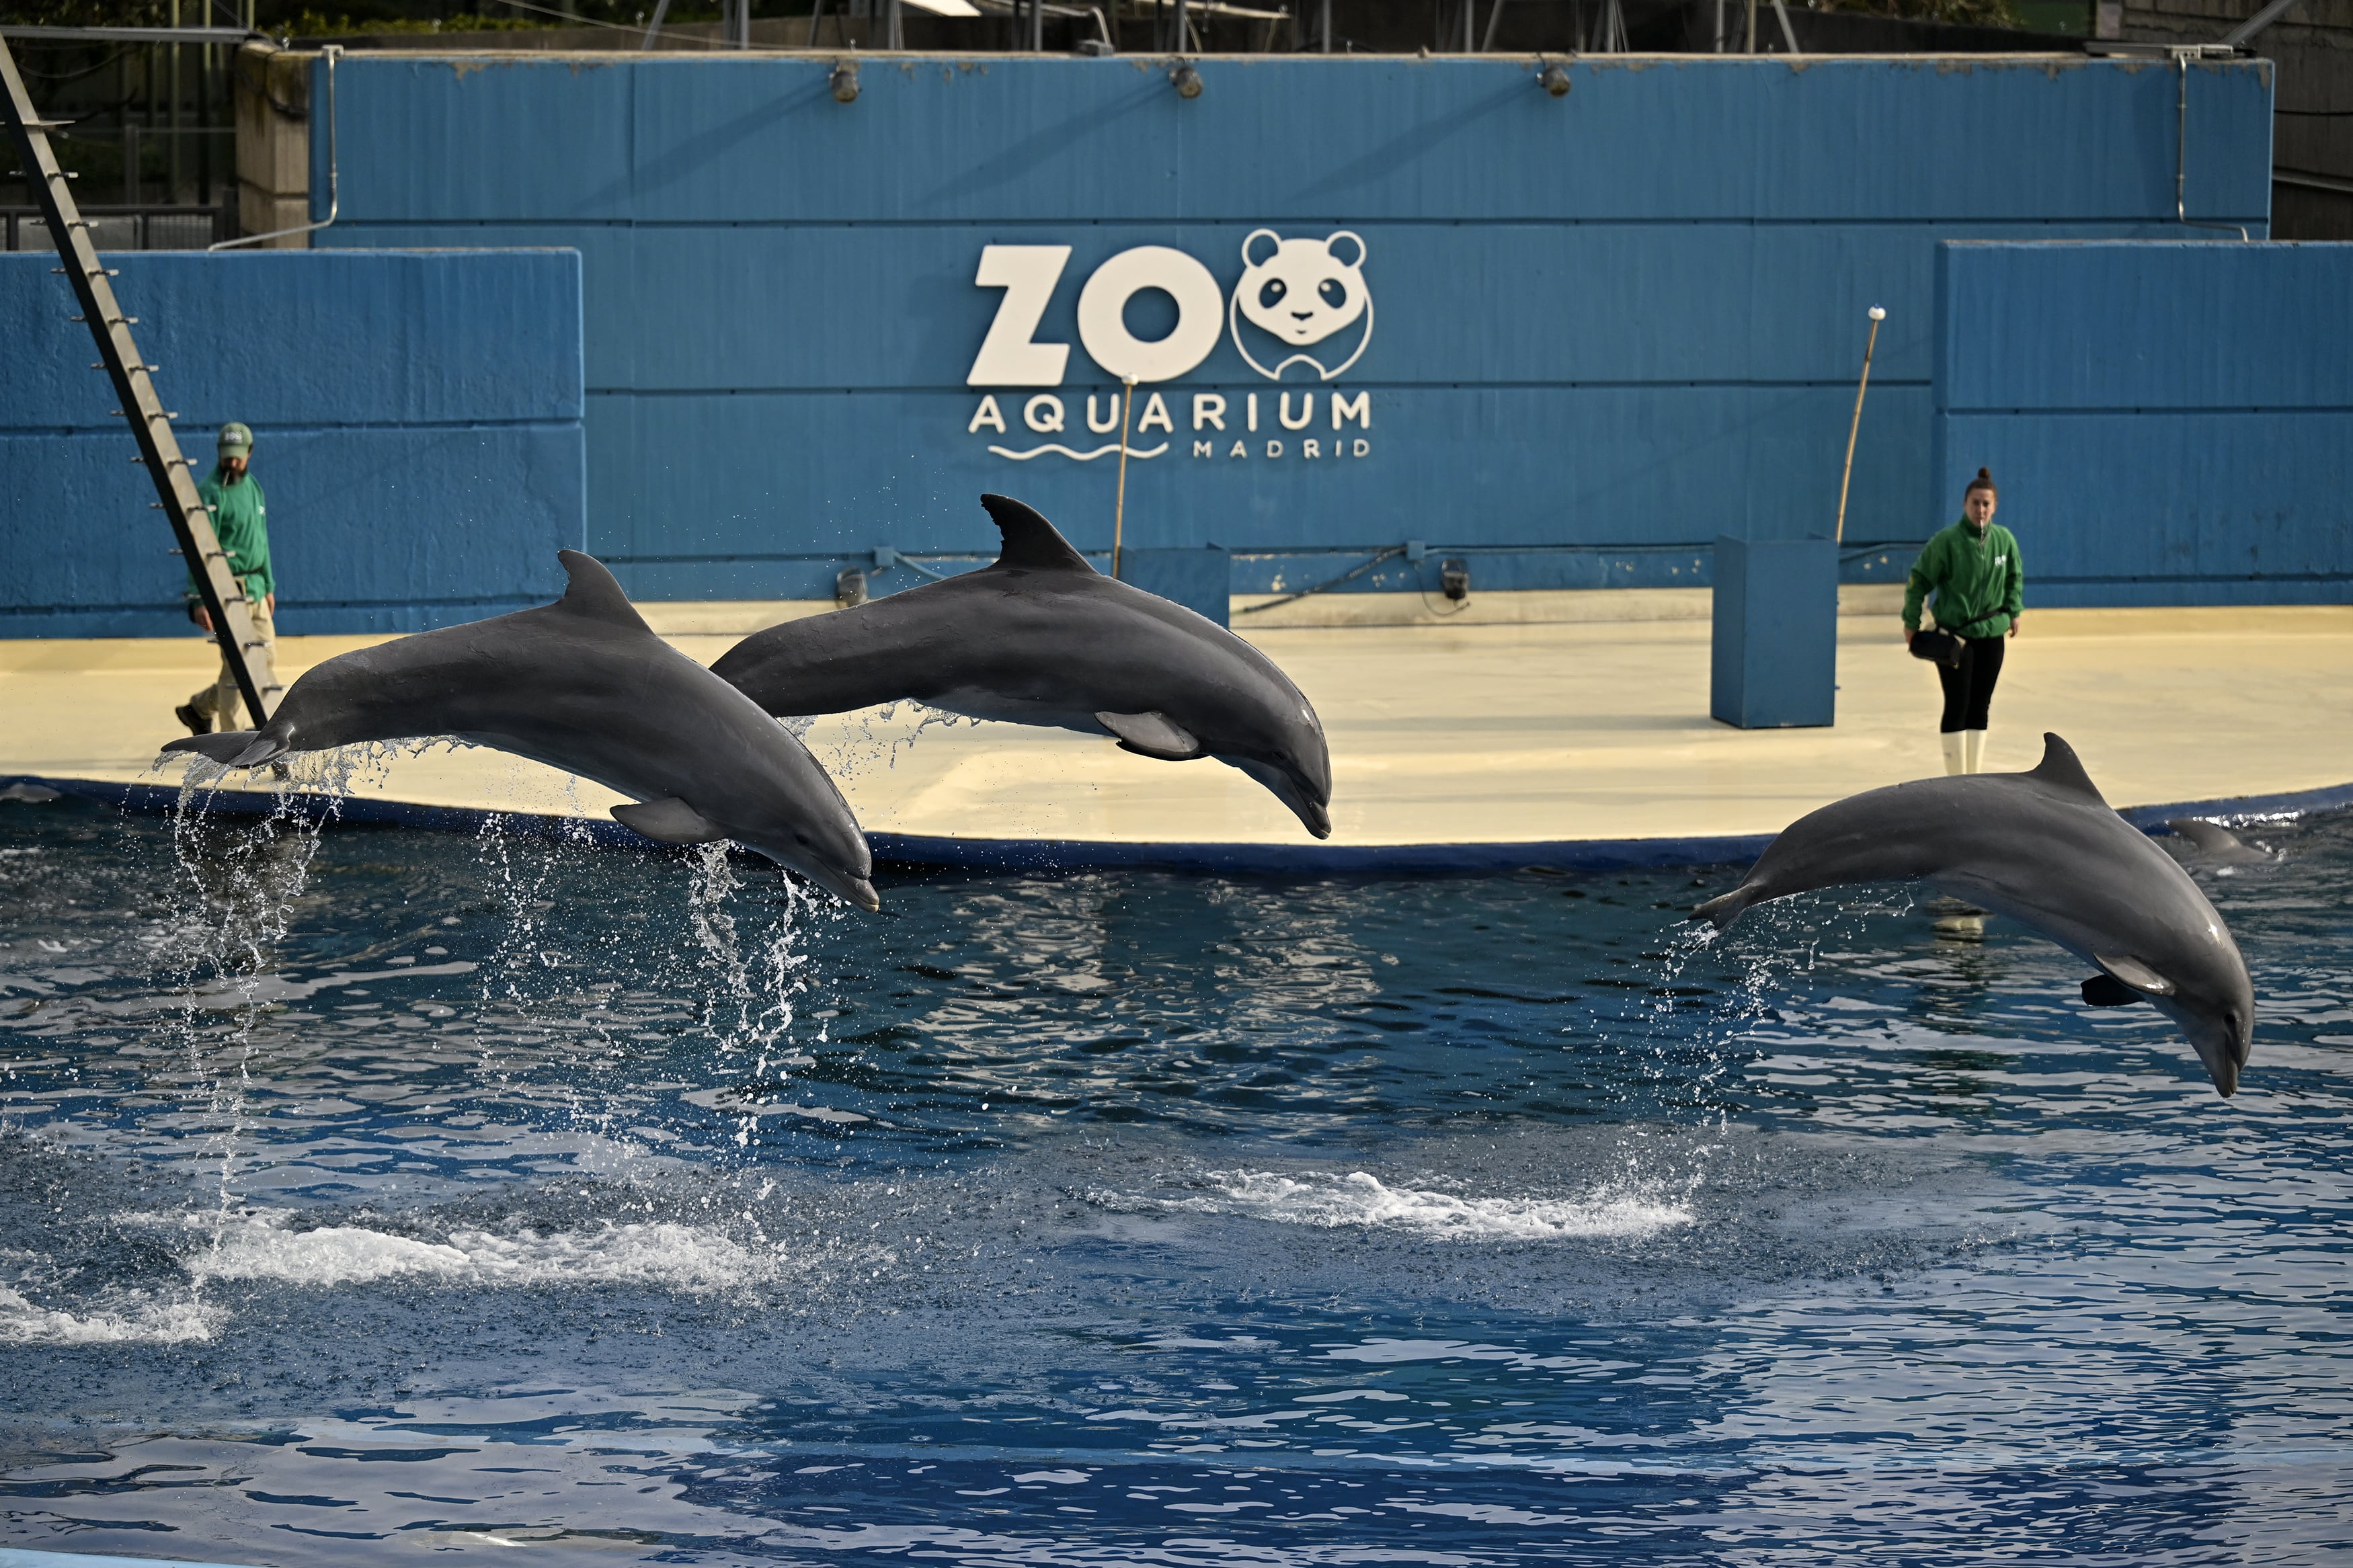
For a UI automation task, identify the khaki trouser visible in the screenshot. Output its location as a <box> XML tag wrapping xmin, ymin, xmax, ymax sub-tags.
<box><xmin>186</xmin><ymin>602</ymin><xmax>275</xmax><ymax>733</ymax></box>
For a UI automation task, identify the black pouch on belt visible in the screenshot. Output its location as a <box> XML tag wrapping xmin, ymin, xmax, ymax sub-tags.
<box><xmin>1909</xmin><ymin>628</ymin><xmax>1964</xmax><ymax>668</ymax></box>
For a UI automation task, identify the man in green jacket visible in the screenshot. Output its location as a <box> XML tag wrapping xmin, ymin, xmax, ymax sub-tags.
<box><xmin>1902</xmin><ymin>466</ymin><xmax>2022</xmax><ymax>776</ymax></box>
<box><xmin>175</xmin><ymin>421</ymin><xmax>277</xmax><ymax>735</ymax></box>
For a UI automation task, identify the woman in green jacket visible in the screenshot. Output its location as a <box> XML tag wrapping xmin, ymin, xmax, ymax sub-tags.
<box><xmin>1903</xmin><ymin>467</ymin><xmax>2023</xmax><ymax>776</ymax></box>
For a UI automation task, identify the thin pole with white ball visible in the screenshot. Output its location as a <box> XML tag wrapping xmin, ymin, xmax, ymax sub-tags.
<box><xmin>1113</xmin><ymin>377</ymin><xmax>1135</xmax><ymax>579</ymax></box>
<box><xmin>1834</xmin><ymin>304</ymin><xmax>1886</xmax><ymax>546</ymax></box>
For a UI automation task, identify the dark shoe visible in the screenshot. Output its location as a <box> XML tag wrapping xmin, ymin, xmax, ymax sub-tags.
<box><xmin>175</xmin><ymin>703</ymin><xmax>208</xmax><ymax>736</ymax></box>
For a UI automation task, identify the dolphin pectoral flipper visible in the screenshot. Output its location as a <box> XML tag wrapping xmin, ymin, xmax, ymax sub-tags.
<box><xmin>2095</xmin><ymin>954</ymin><xmax>2177</xmax><ymax>997</ymax></box>
<box><xmin>1096</xmin><ymin>710</ymin><xmax>1203</xmax><ymax>760</ymax></box>
<box><xmin>980</xmin><ymin>494</ymin><xmax>1099</xmax><ymax>574</ymax></box>
<box><xmin>2026</xmin><ymin>732</ymin><xmax>2108</xmax><ymax>805</ymax></box>
<box><xmin>2081</xmin><ymin>974</ymin><xmax>2149</xmax><ymax>1007</ymax></box>
<box><xmin>612</xmin><ymin>797</ymin><xmax>729</xmax><ymax>845</ymax></box>
<box><xmin>553</xmin><ymin>550</ymin><xmax>654</xmax><ymax>634</ymax></box>
<box><xmin>161</xmin><ymin>730</ymin><xmax>286</xmax><ymax>768</ymax></box>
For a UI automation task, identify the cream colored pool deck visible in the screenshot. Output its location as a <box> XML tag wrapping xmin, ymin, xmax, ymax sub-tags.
<box><xmin>3</xmin><ymin>604</ymin><xmax>2349</xmax><ymax>869</ymax></box>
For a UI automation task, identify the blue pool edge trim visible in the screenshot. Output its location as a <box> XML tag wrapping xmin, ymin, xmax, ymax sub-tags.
<box><xmin>8</xmin><ymin>774</ymin><xmax>2352</xmax><ymax>876</ymax></box>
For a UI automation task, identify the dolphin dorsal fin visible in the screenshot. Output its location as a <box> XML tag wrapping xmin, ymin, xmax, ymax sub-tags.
<box><xmin>553</xmin><ymin>549</ymin><xmax>651</xmax><ymax>633</ymax></box>
<box><xmin>981</xmin><ymin>494</ymin><xmax>1097</xmax><ymax>575</ymax></box>
<box><xmin>2026</xmin><ymin>732</ymin><xmax>2108</xmax><ymax>805</ymax></box>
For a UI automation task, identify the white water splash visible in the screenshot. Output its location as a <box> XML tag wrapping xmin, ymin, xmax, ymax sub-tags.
<box><xmin>1140</xmin><ymin>1169</ymin><xmax>1693</xmax><ymax>1241</ymax></box>
<box><xmin>0</xmin><ymin>1284</ymin><xmax>219</xmax><ymax>1346</ymax></box>
<box><xmin>169</xmin><ymin>1210</ymin><xmax>786</xmax><ymax>1293</ymax></box>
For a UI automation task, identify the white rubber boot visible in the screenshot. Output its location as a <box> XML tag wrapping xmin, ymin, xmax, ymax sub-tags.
<box><xmin>1940</xmin><ymin>733</ymin><xmax>1965</xmax><ymax>776</ymax></box>
<box><xmin>1964</xmin><ymin>729</ymin><xmax>1987</xmax><ymax>774</ymax></box>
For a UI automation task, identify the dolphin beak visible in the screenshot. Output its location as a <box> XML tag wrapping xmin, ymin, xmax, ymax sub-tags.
<box><xmin>1228</xmin><ymin>757</ymin><xmax>1332</xmax><ymax>839</ymax></box>
<box><xmin>2173</xmin><ymin>1003</ymin><xmax>2249</xmax><ymax>1098</ymax></box>
<box><xmin>844</xmin><ymin>876</ymin><xmax>881</xmax><ymax>913</ymax></box>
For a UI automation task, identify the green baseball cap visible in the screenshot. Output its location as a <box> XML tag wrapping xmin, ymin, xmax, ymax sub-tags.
<box><xmin>216</xmin><ymin>421</ymin><xmax>252</xmax><ymax>456</ymax></box>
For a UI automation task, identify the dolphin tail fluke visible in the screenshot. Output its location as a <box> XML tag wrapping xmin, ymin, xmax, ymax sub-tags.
<box><xmin>1693</xmin><ymin>883</ymin><xmax>1763</xmax><ymax>929</ymax></box>
<box><xmin>161</xmin><ymin>730</ymin><xmax>284</xmax><ymax>768</ymax></box>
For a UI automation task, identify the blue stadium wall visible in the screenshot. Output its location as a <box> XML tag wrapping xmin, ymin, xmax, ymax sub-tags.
<box><xmin>308</xmin><ymin>50</ymin><xmax>2291</xmax><ymax>606</ymax></box>
<box><xmin>1934</xmin><ymin>241</ymin><xmax>2353</xmax><ymax>606</ymax></box>
<box><xmin>0</xmin><ymin>249</ymin><xmax>584</xmax><ymax>637</ymax></box>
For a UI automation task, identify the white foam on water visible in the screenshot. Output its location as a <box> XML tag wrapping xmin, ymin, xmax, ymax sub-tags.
<box><xmin>169</xmin><ymin>1211</ymin><xmax>784</xmax><ymax>1293</ymax></box>
<box><xmin>0</xmin><ymin>1283</ymin><xmax>218</xmax><ymax>1345</ymax></box>
<box><xmin>1149</xmin><ymin>1169</ymin><xmax>1693</xmax><ymax>1241</ymax></box>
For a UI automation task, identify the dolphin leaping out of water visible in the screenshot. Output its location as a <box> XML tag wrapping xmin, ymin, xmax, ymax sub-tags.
<box><xmin>1693</xmin><ymin>733</ymin><xmax>2255</xmax><ymax>1097</ymax></box>
<box><xmin>711</xmin><ymin>494</ymin><xmax>1334</xmax><ymax>839</ymax></box>
<box><xmin>161</xmin><ymin>551</ymin><xmax>879</xmax><ymax>911</ymax></box>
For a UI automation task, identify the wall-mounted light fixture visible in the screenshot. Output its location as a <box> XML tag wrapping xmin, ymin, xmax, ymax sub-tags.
<box><xmin>1170</xmin><ymin>62</ymin><xmax>1203</xmax><ymax>98</ymax></box>
<box><xmin>1440</xmin><ymin>559</ymin><xmax>1471</xmax><ymax>602</ymax></box>
<box><xmin>1538</xmin><ymin>63</ymin><xmax>1571</xmax><ymax>97</ymax></box>
<box><xmin>831</xmin><ymin>60</ymin><xmax>861</xmax><ymax>103</ymax></box>
<box><xmin>834</xmin><ymin>568</ymin><xmax>869</xmax><ymax>608</ymax></box>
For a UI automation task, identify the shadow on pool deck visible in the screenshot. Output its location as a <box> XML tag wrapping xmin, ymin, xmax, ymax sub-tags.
<box><xmin>3</xmin><ymin>605</ymin><xmax>2349</xmax><ymax>867</ymax></box>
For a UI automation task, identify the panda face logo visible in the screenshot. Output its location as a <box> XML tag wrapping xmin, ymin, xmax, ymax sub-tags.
<box><xmin>1228</xmin><ymin>229</ymin><xmax>1373</xmax><ymax>382</ymax></box>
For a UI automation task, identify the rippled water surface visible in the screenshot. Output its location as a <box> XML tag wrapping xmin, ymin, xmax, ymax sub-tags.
<box><xmin>2</xmin><ymin>790</ymin><xmax>2350</xmax><ymax>1565</ymax></box>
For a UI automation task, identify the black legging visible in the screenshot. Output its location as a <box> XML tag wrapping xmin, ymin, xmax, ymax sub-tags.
<box><xmin>1936</xmin><ymin>634</ymin><xmax>2006</xmax><ymax>733</ymax></box>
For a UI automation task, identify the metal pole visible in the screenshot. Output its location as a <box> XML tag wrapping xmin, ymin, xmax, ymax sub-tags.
<box><xmin>1113</xmin><ymin>378</ymin><xmax>1135</xmax><ymax>579</ymax></box>
<box><xmin>1834</xmin><ymin>306</ymin><xmax>1884</xmax><ymax>546</ymax></box>
<box><xmin>1</xmin><ymin>35</ymin><xmax>280</xmax><ymax>723</ymax></box>
<box><xmin>1320</xmin><ymin>0</ymin><xmax>1331</xmax><ymax>50</ymax></box>
<box><xmin>1745</xmin><ymin>0</ymin><xmax>1757</xmax><ymax>51</ymax></box>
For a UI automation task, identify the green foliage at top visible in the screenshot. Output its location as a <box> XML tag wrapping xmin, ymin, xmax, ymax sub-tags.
<box><xmin>1812</xmin><ymin>0</ymin><xmax>2030</xmax><ymax>30</ymax></box>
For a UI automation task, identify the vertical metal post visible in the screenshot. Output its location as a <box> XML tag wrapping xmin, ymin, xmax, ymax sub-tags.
<box><xmin>1</xmin><ymin>36</ymin><xmax>280</xmax><ymax>725</ymax></box>
<box><xmin>1113</xmin><ymin>379</ymin><xmax>1135</xmax><ymax>580</ymax></box>
<box><xmin>1745</xmin><ymin>0</ymin><xmax>1757</xmax><ymax>51</ymax></box>
<box><xmin>1320</xmin><ymin>0</ymin><xmax>1332</xmax><ymax>50</ymax></box>
<box><xmin>1172</xmin><ymin>0</ymin><xmax>1188</xmax><ymax>53</ymax></box>
<box><xmin>1834</xmin><ymin>306</ymin><xmax>1884</xmax><ymax>546</ymax></box>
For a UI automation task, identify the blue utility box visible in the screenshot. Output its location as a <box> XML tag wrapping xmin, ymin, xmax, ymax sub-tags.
<box><xmin>1116</xmin><ymin>547</ymin><xmax>1232</xmax><ymax>628</ymax></box>
<box><xmin>1711</xmin><ymin>536</ymin><xmax>1838</xmax><ymax>729</ymax></box>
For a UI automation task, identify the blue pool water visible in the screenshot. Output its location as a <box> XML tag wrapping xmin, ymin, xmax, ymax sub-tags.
<box><xmin>1</xmin><ymin>790</ymin><xmax>2350</xmax><ymax>1565</ymax></box>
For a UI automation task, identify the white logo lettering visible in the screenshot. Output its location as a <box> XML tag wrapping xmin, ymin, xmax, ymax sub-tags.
<box><xmin>968</xmin><ymin>245</ymin><xmax>1072</xmax><ymax>387</ymax></box>
<box><xmin>964</xmin><ymin>232</ymin><xmax>1378</xmax><ymax>465</ymax></box>
<box><xmin>1230</xmin><ymin>229</ymin><xmax>1373</xmax><ymax>382</ymax></box>
<box><xmin>1075</xmin><ymin>245</ymin><xmax>1226</xmax><ymax>384</ymax></box>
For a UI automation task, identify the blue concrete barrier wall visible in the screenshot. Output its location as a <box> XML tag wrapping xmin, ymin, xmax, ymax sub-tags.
<box><xmin>0</xmin><ymin>249</ymin><xmax>585</xmax><ymax>637</ymax></box>
<box><xmin>1933</xmin><ymin>241</ymin><xmax>2353</xmax><ymax>607</ymax></box>
<box><xmin>311</xmin><ymin>51</ymin><xmax>2276</xmax><ymax>603</ymax></box>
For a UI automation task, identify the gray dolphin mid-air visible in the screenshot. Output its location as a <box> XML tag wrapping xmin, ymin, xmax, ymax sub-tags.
<box><xmin>1693</xmin><ymin>733</ymin><xmax>2255</xmax><ymax>1096</ymax></box>
<box><xmin>162</xmin><ymin>551</ymin><xmax>879</xmax><ymax>911</ymax></box>
<box><xmin>711</xmin><ymin>493</ymin><xmax>1334</xmax><ymax>838</ymax></box>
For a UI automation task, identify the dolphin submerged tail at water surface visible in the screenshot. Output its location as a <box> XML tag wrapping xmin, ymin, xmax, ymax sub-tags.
<box><xmin>1694</xmin><ymin>733</ymin><xmax>2255</xmax><ymax>1096</ymax></box>
<box><xmin>162</xmin><ymin>550</ymin><xmax>879</xmax><ymax>911</ymax></box>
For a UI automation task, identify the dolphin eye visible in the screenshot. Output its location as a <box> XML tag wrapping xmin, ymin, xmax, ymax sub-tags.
<box><xmin>1318</xmin><ymin>278</ymin><xmax>1347</xmax><ymax>308</ymax></box>
<box><xmin>795</xmin><ymin>833</ymin><xmax>812</xmax><ymax>847</ymax></box>
<box><xmin>1259</xmin><ymin>278</ymin><xmax>1287</xmax><ymax>308</ymax></box>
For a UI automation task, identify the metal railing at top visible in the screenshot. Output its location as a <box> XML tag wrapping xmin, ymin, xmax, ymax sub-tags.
<box><xmin>1</xmin><ymin>202</ymin><xmax>235</xmax><ymax>251</ymax></box>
